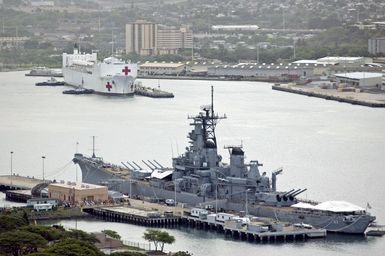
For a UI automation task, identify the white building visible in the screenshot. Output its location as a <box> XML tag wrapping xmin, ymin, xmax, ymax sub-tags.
<box><xmin>317</xmin><ymin>57</ymin><xmax>373</xmax><ymax>65</ymax></box>
<box><xmin>334</xmin><ymin>72</ymin><xmax>383</xmax><ymax>88</ymax></box>
<box><xmin>30</xmin><ymin>0</ymin><xmax>54</xmax><ymax>7</ymax></box>
<box><xmin>212</xmin><ymin>25</ymin><xmax>259</xmax><ymax>31</ymax></box>
<box><xmin>368</xmin><ymin>38</ymin><xmax>385</xmax><ymax>55</ymax></box>
<box><xmin>208</xmin><ymin>63</ymin><xmax>314</xmax><ymax>79</ymax></box>
<box><xmin>139</xmin><ymin>62</ymin><xmax>185</xmax><ymax>76</ymax></box>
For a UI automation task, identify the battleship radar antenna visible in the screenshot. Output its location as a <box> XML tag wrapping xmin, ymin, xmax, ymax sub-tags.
<box><xmin>211</xmin><ymin>85</ymin><xmax>214</xmax><ymax>118</ymax></box>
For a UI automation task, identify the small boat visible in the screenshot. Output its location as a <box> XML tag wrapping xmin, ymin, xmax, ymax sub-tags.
<box><xmin>366</xmin><ymin>229</ymin><xmax>385</xmax><ymax>237</ymax></box>
<box><xmin>62</xmin><ymin>88</ymin><xmax>94</xmax><ymax>95</ymax></box>
<box><xmin>35</xmin><ymin>77</ymin><xmax>65</xmax><ymax>86</ymax></box>
<box><xmin>26</xmin><ymin>67</ymin><xmax>63</xmax><ymax>77</ymax></box>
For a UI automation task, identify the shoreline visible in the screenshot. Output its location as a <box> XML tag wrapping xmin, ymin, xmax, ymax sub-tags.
<box><xmin>272</xmin><ymin>84</ymin><xmax>385</xmax><ymax>108</ymax></box>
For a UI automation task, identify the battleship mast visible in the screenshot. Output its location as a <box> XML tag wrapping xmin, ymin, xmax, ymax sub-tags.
<box><xmin>201</xmin><ymin>86</ymin><xmax>225</xmax><ymax>149</ymax></box>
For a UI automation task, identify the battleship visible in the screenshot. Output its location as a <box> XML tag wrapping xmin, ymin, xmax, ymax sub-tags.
<box><xmin>73</xmin><ymin>87</ymin><xmax>375</xmax><ymax>234</ymax></box>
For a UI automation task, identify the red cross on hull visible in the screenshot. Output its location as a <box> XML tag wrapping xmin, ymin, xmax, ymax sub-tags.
<box><xmin>122</xmin><ymin>66</ymin><xmax>131</xmax><ymax>75</ymax></box>
<box><xmin>106</xmin><ymin>82</ymin><xmax>112</xmax><ymax>91</ymax></box>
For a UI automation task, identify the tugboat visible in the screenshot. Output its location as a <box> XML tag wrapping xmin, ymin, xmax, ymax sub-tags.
<box><xmin>62</xmin><ymin>88</ymin><xmax>94</xmax><ymax>95</ymax></box>
<box><xmin>73</xmin><ymin>87</ymin><xmax>376</xmax><ymax>234</ymax></box>
<box><xmin>35</xmin><ymin>77</ymin><xmax>65</xmax><ymax>86</ymax></box>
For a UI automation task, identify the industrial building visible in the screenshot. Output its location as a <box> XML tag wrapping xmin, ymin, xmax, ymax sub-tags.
<box><xmin>316</xmin><ymin>57</ymin><xmax>373</xmax><ymax>65</ymax></box>
<box><xmin>139</xmin><ymin>62</ymin><xmax>186</xmax><ymax>76</ymax></box>
<box><xmin>207</xmin><ymin>63</ymin><xmax>314</xmax><ymax>79</ymax></box>
<box><xmin>48</xmin><ymin>181</ymin><xmax>108</xmax><ymax>205</ymax></box>
<box><xmin>125</xmin><ymin>20</ymin><xmax>192</xmax><ymax>56</ymax></box>
<box><xmin>368</xmin><ymin>38</ymin><xmax>385</xmax><ymax>55</ymax></box>
<box><xmin>334</xmin><ymin>72</ymin><xmax>383</xmax><ymax>88</ymax></box>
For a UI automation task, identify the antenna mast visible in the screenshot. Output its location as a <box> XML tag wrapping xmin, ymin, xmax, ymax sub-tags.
<box><xmin>211</xmin><ymin>85</ymin><xmax>214</xmax><ymax>118</ymax></box>
<box><xmin>92</xmin><ymin>136</ymin><xmax>96</xmax><ymax>158</ymax></box>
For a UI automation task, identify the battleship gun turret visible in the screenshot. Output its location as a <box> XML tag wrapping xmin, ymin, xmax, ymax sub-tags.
<box><xmin>283</xmin><ymin>189</ymin><xmax>301</xmax><ymax>201</ymax></box>
<box><xmin>276</xmin><ymin>189</ymin><xmax>296</xmax><ymax>202</ymax></box>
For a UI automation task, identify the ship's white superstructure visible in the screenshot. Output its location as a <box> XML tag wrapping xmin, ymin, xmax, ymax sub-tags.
<box><xmin>62</xmin><ymin>49</ymin><xmax>137</xmax><ymax>95</ymax></box>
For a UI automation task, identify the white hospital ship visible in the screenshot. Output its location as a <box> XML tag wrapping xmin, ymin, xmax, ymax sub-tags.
<box><xmin>62</xmin><ymin>48</ymin><xmax>137</xmax><ymax>96</ymax></box>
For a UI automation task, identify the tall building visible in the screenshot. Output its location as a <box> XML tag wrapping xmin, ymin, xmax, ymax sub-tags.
<box><xmin>157</xmin><ymin>27</ymin><xmax>193</xmax><ymax>54</ymax></box>
<box><xmin>125</xmin><ymin>20</ymin><xmax>158</xmax><ymax>56</ymax></box>
<box><xmin>126</xmin><ymin>21</ymin><xmax>192</xmax><ymax>56</ymax></box>
<box><xmin>368</xmin><ymin>38</ymin><xmax>385</xmax><ymax>55</ymax></box>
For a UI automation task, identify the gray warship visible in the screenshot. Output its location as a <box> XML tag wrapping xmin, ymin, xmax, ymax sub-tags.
<box><xmin>73</xmin><ymin>87</ymin><xmax>375</xmax><ymax>234</ymax></box>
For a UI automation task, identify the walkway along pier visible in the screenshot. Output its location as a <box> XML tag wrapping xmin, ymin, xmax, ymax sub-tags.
<box><xmin>272</xmin><ymin>84</ymin><xmax>385</xmax><ymax>108</ymax></box>
<box><xmin>0</xmin><ymin>175</ymin><xmax>44</xmax><ymax>191</ymax></box>
<box><xmin>84</xmin><ymin>206</ymin><xmax>326</xmax><ymax>243</ymax></box>
<box><xmin>0</xmin><ymin>175</ymin><xmax>47</xmax><ymax>202</ymax></box>
<box><xmin>83</xmin><ymin>207</ymin><xmax>181</xmax><ymax>228</ymax></box>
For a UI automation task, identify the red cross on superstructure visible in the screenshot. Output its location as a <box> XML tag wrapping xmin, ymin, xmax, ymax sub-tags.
<box><xmin>122</xmin><ymin>66</ymin><xmax>131</xmax><ymax>75</ymax></box>
<box><xmin>106</xmin><ymin>82</ymin><xmax>112</xmax><ymax>91</ymax></box>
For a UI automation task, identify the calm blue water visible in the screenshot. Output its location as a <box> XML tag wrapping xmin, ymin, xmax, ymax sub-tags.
<box><xmin>1</xmin><ymin>71</ymin><xmax>385</xmax><ymax>255</ymax></box>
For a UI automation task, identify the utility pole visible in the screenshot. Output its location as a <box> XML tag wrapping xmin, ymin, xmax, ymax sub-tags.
<box><xmin>92</xmin><ymin>136</ymin><xmax>96</xmax><ymax>158</ymax></box>
<box><xmin>293</xmin><ymin>39</ymin><xmax>296</xmax><ymax>60</ymax></box>
<box><xmin>10</xmin><ymin>151</ymin><xmax>13</xmax><ymax>185</ymax></box>
<box><xmin>256</xmin><ymin>44</ymin><xmax>260</xmax><ymax>64</ymax></box>
<box><xmin>76</xmin><ymin>142</ymin><xmax>79</xmax><ymax>182</ymax></box>
<box><xmin>42</xmin><ymin>156</ymin><xmax>46</xmax><ymax>182</ymax></box>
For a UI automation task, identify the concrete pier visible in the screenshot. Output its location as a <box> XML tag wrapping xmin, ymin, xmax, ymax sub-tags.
<box><xmin>135</xmin><ymin>85</ymin><xmax>174</xmax><ymax>98</ymax></box>
<box><xmin>0</xmin><ymin>175</ymin><xmax>45</xmax><ymax>191</ymax></box>
<box><xmin>272</xmin><ymin>84</ymin><xmax>385</xmax><ymax>108</ymax></box>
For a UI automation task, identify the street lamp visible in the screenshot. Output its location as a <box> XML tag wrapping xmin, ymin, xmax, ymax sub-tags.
<box><xmin>245</xmin><ymin>189</ymin><xmax>252</xmax><ymax>216</ymax></box>
<box><xmin>42</xmin><ymin>156</ymin><xmax>46</xmax><ymax>182</ymax></box>
<box><xmin>10</xmin><ymin>151</ymin><xmax>13</xmax><ymax>185</ymax></box>
<box><xmin>75</xmin><ymin>142</ymin><xmax>79</xmax><ymax>182</ymax></box>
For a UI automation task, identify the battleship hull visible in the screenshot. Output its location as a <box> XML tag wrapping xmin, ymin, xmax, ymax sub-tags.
<box><xmin>75</xmin><ymin>155</ymin><xmax>374</xmax><ymax>234</ymax></box>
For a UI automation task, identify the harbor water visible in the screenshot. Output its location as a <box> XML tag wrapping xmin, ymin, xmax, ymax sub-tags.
<box><xmin>1</xmin><ymin>71</ymin><xmax>385</xmax><ymax>255</ymax></box>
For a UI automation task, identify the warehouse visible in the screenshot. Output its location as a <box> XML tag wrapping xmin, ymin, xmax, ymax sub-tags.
<box><xmin>139</xmin><ymin>62</ymin><xmax>186</xmax><ymax>76</ymax></box>
<box><xmin>207</xmin><ymin>63</ymin><xmax>314</xmax><ymax>79</ymax></box>
<box><xmin>334</xmin><ymin>72</ymin><xmax>383</xmax><ymax>88</ymax></box>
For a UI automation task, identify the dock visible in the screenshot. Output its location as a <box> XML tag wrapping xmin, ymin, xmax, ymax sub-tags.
<box><xmin>0</xmin><ymin>175</ymin><xmax>44</xmax><ymax>190</ymax></box>
<box><xmin>0</xmin><ymin>175</ymin><xmax>46</xmax><ymax>203</ymax></box>
<box><xmin>83</xmin><ymin>206</ymin><xmax>181</xmax><ymax>228</ymax></box>
<box><xmin>84</xmin><ymin>203</ymin><xmax>326</xmax><ymax>243</ymax></box>
<box><xmin>135</xmin><ymin>85</ymin><xmax>174</xmax><ymax>98</ymax></box>
<box><xmin>272</xmin><ymin>84</ymin><xmax>385</xmax><ymax>108</ymax></box>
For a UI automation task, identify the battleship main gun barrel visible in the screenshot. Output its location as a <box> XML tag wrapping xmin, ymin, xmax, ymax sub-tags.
<box><xmin>289</xmin><ymin>188</ymin><xmax>307</xmax><ymax>200</ymax></box>
<box><xmin>284</xmin><ymin>189</ymin><xmax>302</xmax><ymax>201</ymax></box>
<box><xmin>276</xmin><ymin>189</ymin><xmax>295</xmax><ymax>202</ymax></box>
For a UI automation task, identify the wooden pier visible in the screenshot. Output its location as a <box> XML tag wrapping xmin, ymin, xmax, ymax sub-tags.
<box><xmin>84</xmin><ymin>205</ymin><xmax>326</xmax><ymax>243</ymax></box>
<box><xmin>182</xmin><ymin>216</ymin><xmax>326</xmax><ymax>242</ymax></box>
<box><xmin>83</xmin><ymin>206</ymin><xmax>181</xmax><ymax>228</ymax></box>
